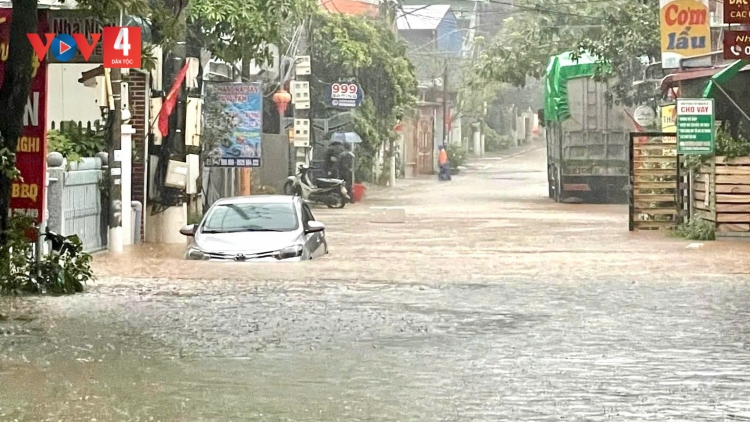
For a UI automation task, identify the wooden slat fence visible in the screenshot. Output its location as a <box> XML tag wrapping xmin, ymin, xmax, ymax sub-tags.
<box><xmin>693</xmin><ymin>156</ymin><xmax>750</xmax><ymax>237</ymax></box>
<box><xmin>629</xmin><ymin>133</ymin><xmax>682</xmax><ymax>231</ymax></box>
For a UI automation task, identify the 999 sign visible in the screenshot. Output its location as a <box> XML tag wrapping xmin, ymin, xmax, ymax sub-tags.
<box><xmin>330</xmin><ymin>83</ymin><xmax>358</xmax><ymax>100</ymax></box>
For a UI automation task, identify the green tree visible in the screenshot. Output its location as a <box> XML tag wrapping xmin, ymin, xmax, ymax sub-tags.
<box><xmin>188</xmin><ymin>0</ymin><xmax>315</xmax><ymax>64</ymax></box>
<box><xmin>571</xmin><ymin>1</ymin><xmax>660</xmax><ymax>106</ymax></box>
<box><xmin>310</xmin><ymin>12</ymin><xmax>417</xmax><ymax>183</ymax></box>
<box><xmin>0</xmin><ymin>0</ymin><xmax>313</xmax><ymax>270</ymax></box>
<box><xmin>72</xmin><ymin>0</ymin><xmax>316</xmax><ymax>64</ymax></box>
<box><xmin>0</xmin><ymin>0</ymin><xmax>38</xmax><ymax>250</ymax></box>
<box><xmin>474</xmin><ymin>0</ymin><xmax>659</xmax><ymax>106</ymax></box>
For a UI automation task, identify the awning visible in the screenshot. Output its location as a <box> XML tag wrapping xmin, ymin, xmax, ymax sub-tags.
<box><xmin>703</xmin><ymin>59</ymin><xmax>750</xmax><ymax>98</ymax></box>
<box><xmin>660</xmin><ymin>67</ymin><xmax>727</xmax><ymax>91</ymax></box>
<box><xmin>701</xmin><ymin>59</ymin><xmax>750</xmax><ymax>124</ymax></box>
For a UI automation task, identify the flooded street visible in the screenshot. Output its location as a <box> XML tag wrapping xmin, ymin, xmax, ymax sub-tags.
<box><xmin>3</xmin><ymin>144</ymin><xmax>750</xmax><ymax>421</ymax></box>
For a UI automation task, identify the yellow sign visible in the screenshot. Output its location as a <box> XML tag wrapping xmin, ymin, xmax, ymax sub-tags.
<box><xmin>661</xmin><ymin>104</ymin><xmax>677</xmax><ymax>144</ymax></box>
<box><xmin>660</xmin><ymin>0</ymin><xmax>711</xmax><ymax>69</ymax></box>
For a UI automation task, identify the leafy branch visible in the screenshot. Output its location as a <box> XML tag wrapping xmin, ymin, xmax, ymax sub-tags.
<box><xmin>475</xmin><ymin>0</ymin><xmax>660</xmax><ymax>105</ymax></box>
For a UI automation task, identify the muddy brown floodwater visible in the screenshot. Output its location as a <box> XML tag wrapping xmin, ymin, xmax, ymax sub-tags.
<box><xmin>3</xmin><ymin>144</ymin><xmax>750</xmax><ymax>421</ymax></box>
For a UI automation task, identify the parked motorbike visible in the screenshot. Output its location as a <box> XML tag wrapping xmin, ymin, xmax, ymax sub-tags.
<box><xmin>28</xmin><ymin>227</ymin><xmax>87</xmax><ymax>294</ymax></box>
<box><xmin>394</xmin><ymin>144</ymin><xmax>403</xmax><ymax>179</ymax></box>
<box><xmin>284</xmin><ymin>164</ymin><xmax>350</xmax><ymax>209</ymax></box>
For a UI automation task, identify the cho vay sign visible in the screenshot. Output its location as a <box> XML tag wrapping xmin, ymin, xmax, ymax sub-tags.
<box><xmin>1</xmin><ymin>9</ymin><xmax>48</xmax><ymax>223</ymax></box>
<box><xmin>27</xmin><ymin>25</ymin><xmax>141</xmax><ymax>68</ymax></box>
<box><xmin>660</xmin><ymin>0</ymin><xmax>711</xmax><ymax>69</ymax></box>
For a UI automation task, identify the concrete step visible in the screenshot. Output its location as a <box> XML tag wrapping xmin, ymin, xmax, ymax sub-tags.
<box><xmin>369</xmin><ymin>207</ymin><xmax>406</xmax><ymax>223</ymax></box>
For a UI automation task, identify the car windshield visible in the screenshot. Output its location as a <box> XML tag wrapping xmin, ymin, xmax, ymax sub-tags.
<box><xmin>201</xmin><ymin>202</ymin><xmax>299</xmax><ymax>233</ymax></box>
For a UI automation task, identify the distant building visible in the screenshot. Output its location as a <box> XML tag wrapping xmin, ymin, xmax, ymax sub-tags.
<box><xmin>319</xmin><ymin>0</ymin><xmax>380</xmax><ymax>16</ymax></box>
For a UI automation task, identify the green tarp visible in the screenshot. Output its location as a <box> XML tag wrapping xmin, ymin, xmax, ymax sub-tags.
<box><xmin>702</xmin><ymin>59</ymin><xmax>748</xmax><ymax>99</ymax></box>
<box><xmin>543</xmin><ymin>51</ymin><xmax>598</xmax><ymax>122</ymax></box>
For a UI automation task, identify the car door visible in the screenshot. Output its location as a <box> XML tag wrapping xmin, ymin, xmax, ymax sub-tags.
<box><xmin>301</xmin><ymin>203</ymin><xmax>325</xmax><ymax>257</ymax></box>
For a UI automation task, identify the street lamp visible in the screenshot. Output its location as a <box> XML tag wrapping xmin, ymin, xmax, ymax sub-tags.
<box><xmin>273</xmin><ymin>88</ymin><xmax>292</xmax><ymax>116</ymax></box>
<box><xmin>273</xmin><ymin>88</ymin><xmax>294</xmax><ymax>175</ymax></box>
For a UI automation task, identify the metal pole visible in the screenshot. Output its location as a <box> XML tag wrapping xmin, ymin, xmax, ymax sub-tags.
<box><xmin>442</xmin><ymin>58</ymin><xmax>448</xmax><ymax>145</ymax></box>
<box><xmin>106</xmin><ymin>66</ymin><xmax>124</xmax><ymax>252</ymax></box>
<box><xmin>714</xmin><ymin>82</ymin><xmax>750</xmax><ymax>124</ymax></box>
<box><xmin>292</xmin><ymin>20</ymin><xmax>312</xmax><ymax>176</ymax></box>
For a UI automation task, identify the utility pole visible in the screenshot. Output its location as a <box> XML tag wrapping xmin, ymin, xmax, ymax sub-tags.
<box><xmin>292</xmin><ymin>20</ymin><xmax>312</xmax><ymax>176</ymax></box>
<box><xmin>107</xmin><ymin>67</ymin><xmax>123</xmax><ymax>252</ymax></box>
<box><xmin>442</xmin><ymin>58</ymin><xmax>448</xmax><ymax>146</ymax></box>
<box><xmin>239</xmin><ymin>56</ymin><xmax>252</xmax><ymax>195</ymax></box>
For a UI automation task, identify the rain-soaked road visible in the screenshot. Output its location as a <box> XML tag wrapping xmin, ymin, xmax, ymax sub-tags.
<box><xmin>3</xmin><ymin>142</ymin><xmax>750</xmax><ymax>421</ymax></box>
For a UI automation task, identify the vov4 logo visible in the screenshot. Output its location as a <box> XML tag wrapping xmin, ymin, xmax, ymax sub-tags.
<box><xmin>27</xmin><ymin>26</ymin><xmax>142</xmax><ymax>68</ymax></box>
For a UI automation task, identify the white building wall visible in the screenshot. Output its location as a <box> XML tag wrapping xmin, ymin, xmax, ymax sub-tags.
<box><xmin>47</xmin><ymin>64</ymin><xmax>103</xmax><ymax>129</ymax></box>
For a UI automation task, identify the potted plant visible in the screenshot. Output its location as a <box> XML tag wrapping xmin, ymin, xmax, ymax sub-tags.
<box><xmin>444</xmin><ymin>142</ymin><xmax>467</xmax><ymax>175</ymax></box>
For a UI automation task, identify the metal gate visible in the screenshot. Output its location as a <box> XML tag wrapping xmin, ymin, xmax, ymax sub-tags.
<box><xmin>62</xmin><ymin>163</ymin><xmax>107</xmax><ymax>252</ymax></box>
<box><xmin>417</xmin><ymin>118</ymin><xmax>433</xmax><ymax>174</ymax></box>
<box><xmin>628</xmin><ymin>132</ymin><xmax>683</xmax><ymax>231</ymax></box>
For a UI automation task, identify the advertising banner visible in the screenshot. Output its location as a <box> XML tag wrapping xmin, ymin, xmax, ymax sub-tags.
<box><xmin>44</xmin><ymin>10</ymin><xmax>118</xmax><ymax>64</ymax></box>
<box><xmin>326</xmin><ymin>82</ymin><xmax>363</xmax><ymax>108</ymax></box>
<box><xmin>676</xmin><ymin>98</ymin><xmax>715</xmax><ymax>154</ymax></box>
<box><xmin>661</xmin><ymin>104</ymin><xmax>677</xmax><ymax>144</ymax></box>
<box><xmin>723</xmin><ymin>30</ymin><xmax>750</xmax><ymax>59</ymax></box>
<box><xmin>724</xmin><ymin>0</ymin><xmax>750</xmax><ymax>24</ymax></box>
<box><xmin>0</xmin><ymin>9</ymin><xmax>48</xmax><ymax>224</ymax></box>
<box><xmin>206</xmin><ymin>82</ymin><xmax>263</xmax><ymax>168</ymax></box>
<box><xmin>660</xmin><ymin>0</ymin><xmax>711</xmax><ymax>69</ymax></box>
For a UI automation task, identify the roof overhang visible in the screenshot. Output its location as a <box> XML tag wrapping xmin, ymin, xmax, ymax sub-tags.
<box><xmin>659</xmin><ymin>66</ymin><xmax>750</xmax><ymax>91</ymax></box>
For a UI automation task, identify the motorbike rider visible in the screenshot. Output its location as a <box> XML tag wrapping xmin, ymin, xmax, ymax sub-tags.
<box><xmin>337</xmin><ymin>142</ymin><xmax>355</xmax><ymax>203</ymax></box>
<box><xmin>438</xmin><ymin>144</ymin><xmax>451</xmax><ymax>181</ymax></box>
<box><xmin>325</xmin><ymin>140</ymin><xmax>345</xmax><ymax>179</ymax></box>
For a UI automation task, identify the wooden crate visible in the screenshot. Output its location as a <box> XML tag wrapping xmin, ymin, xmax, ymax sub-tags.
<box><xmin>696</xmin><ymin>156</ymin><xmax>750</xmax><ymax>237</ymax></box>
<box><xmin>630</xmin><ymin>139</ymin><xmax>680</xmax><ymax>231</ymax></box>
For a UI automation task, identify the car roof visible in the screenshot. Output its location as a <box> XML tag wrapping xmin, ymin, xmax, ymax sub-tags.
<box><xmin>212</xmin><ymin>195</ymin><xmax>297</xmax><ymax>206</ymax></box>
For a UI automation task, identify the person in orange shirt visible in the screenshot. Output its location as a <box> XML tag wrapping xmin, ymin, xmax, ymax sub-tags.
<box><xmin>438</xmin><ymin>144</ymin><xmax>451</xmax><ymax>181</ymax></box>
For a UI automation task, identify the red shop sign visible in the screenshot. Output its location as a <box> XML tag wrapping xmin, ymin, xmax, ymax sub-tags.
<box><xmin>724</xmin><ymin>0</ymin><xmax>750</xmax><ymax>24</ymax></box>
<box><xmin>0</xmin><ymin>9</ymin><xmax>48</xmax><ymax>224</ymax></box>
<box><xmin>723</xmin><ymin>30</ymin><xmax>750</xmax><ymax>59</ymax></box>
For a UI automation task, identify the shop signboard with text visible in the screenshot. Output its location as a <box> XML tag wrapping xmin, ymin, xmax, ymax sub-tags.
<box><xmin>723</xmin><ymin>30</ymin><xmax>750</xmax><ymax>59</ymax></box>
<box><xmin>205</xmin><ymin>82</ymin><xmax>263</xmax><ymax>168</ymax></box>
<box><xmin>660</xmin><ymin>0</ymin><xmax>711</xmax><ymax>69</ymax></box>
<box><xmin>676</xmin><ymin>98</ymin><xmax>715</xmax><ymax>154</ymax></box>
<box><xmin>724</xmin><ymin>0</ymin><xmax>750</xmax><ymax>24</ymax></box>
<box><xmin>661</xmin><ymin>103</ymin><xmax>677</xmax><ymax>144</ymax></box>
<box><xmin>326</xmin><ymin>82</ymin><xmax>363</xmax><ymax>108</ymax></box>
<box><xmin>39</xmin><ymin>10</ymin><xmax>119</xmax><ymax>64</ymax></box>
<box><xmin>1</xmin><ymin>9</ymin><xmax>48</xmax><ymax>224</ymax></box>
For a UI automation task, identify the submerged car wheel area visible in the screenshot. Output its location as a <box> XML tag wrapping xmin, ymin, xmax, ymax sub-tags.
<box><xmin>179</xmin><ymin>195</ymin><xmax>328</xmax><ymax>262</ymax></box>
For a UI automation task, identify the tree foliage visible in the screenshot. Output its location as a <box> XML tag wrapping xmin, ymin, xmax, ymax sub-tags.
<box><xmin>0</xmin><ymin>0</ymin><xmax>38</xmax><ymax>250</ymax></box>
<box><xmin>73</xmin><ymin>0</ymin><xmax>315</xmax><ymax>64</ymax></box>
<box><xmin>571</xmin><ymin>1</ymin><xmax>660</xmax><ymax>106</ymax></box>
<box><xmin>310</xmin><ymin>12</ymin><xmax>417</xmax><ymax>182</ymax></box>
<box><xmin>475</xmin><ymin>0</ymin><xmax>659</xmax><ymax>105</ymax></box>
<box><xmin>188</xmin><ymin>0</ymin><xmax>316</xmax><ymax>64</ymax></box>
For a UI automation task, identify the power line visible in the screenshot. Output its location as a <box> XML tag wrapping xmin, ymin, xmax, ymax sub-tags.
<box><xmin>395</xmin><ymin>0</ymin><xmax>635</xmax><ymax>25</ymax></box>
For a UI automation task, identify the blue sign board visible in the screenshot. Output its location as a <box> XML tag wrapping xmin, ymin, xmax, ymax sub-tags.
<box><xmin>207</xmin><ymin>82</ymin><xmax>263</xmax><ymax>168</ymax></box>
<box><xmin>326</xmin><ymin>82</ymin><xmax>364</xmax><ymax>108</ymax></box>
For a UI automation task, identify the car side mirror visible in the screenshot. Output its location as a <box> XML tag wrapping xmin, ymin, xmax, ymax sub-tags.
<box><xmin>179</xmin><ymin>224</ymin><xmax>196</xmax><ymax>236</ymax></box>
<box><xmin>305</xmin><ymin>221</ymin><xmax>325</xmax><ymax>233</ymax></box>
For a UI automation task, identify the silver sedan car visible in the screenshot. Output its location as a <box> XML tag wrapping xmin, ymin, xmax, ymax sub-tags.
<box><xmin>179</xmin><ymin>195</ymin><xmax>328</xmax><ymax>261</ymax></box>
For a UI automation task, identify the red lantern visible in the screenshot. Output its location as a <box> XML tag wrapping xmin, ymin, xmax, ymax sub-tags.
<box><xmin>273</xmin><ymin>89</ymin><xmax>292</xmax><ymax>115</ymax></box>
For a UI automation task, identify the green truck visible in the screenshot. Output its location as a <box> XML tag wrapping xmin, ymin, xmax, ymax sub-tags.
<box><xmin>542</xmin><ymin>52</ymin><xmax>634</xmax><ymax>203</ymax></box>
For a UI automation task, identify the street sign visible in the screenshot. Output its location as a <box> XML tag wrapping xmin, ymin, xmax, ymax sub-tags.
<box><xmin>723</xmin><ymin>30</ymin><xmax>750</xmax><ymax>59</ymax></box>
<box><xmin>326</xmin><ymin>82</ymin><xmax>363</xmax><ymax>108</ymax></box>
<box><xmin>724</xmin><ymin>0</ymin><xmax>750</xmax><ymax>24</ymax></box>
<box><xmin>676</xmin><ymin>98</ymin><xmax>715</xmax><ymax>154</ymax></box>
<box><xmin>634</xmin><ymin>106</ymin><xmax>656</xmax><ymax>127</ymax></box>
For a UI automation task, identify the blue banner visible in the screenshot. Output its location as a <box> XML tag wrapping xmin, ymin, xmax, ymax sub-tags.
<box><xmin>207</xmin><ymin>82</ymin><xmax>263</xmax><ymax>167</ymax></box>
